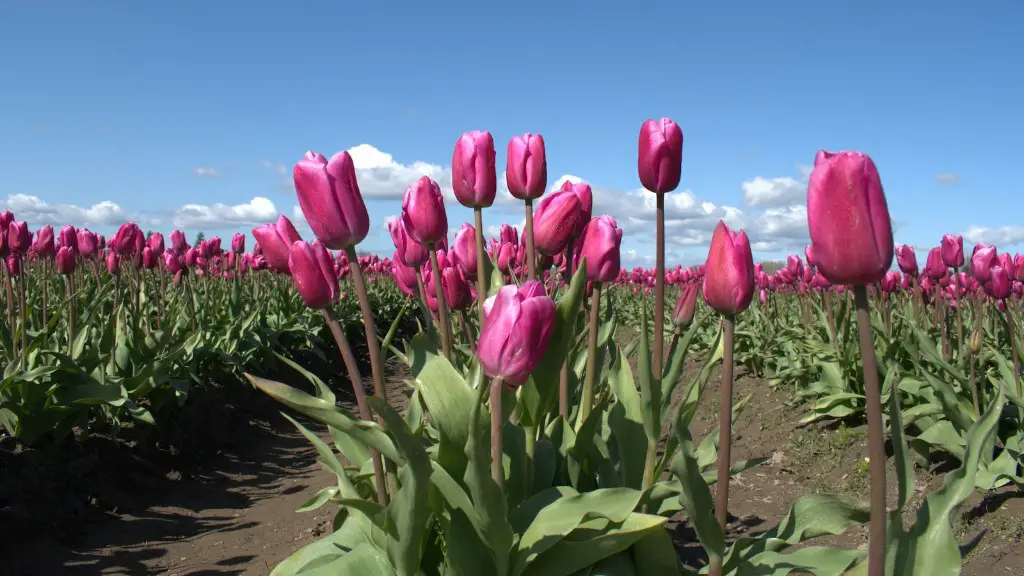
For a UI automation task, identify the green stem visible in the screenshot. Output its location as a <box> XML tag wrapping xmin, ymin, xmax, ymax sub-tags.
<box><xmin>579</xmin><ymin>282</ymin><xmax>602</xmax><ymax>426</ymax></box>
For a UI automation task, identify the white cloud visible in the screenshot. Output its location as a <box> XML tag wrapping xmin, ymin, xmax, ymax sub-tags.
<box><xmin>962</xmin><ymin>225</ymin><xmax>1024</xmax><ymax>248</ymax></box>
<box><xmin>0</xmin><ymin>194</ymin><xmax>130</xmax><ymax>227</ymax></box>
<box><xmin>936</xmin><ymin>172</ymin><xmax>960</xmax><ymax>185</ymax></box>
<box><xmin>261</xmin><ymin>161</ymin><xmax>288</xmax><ymax>175</ymax></box>
<box><xmin>741</xmin><ymin>176</ymin><xmax>804</xmax><ymax>207</ymax></box>
<box><xmin>191</xmin><ymin>166</ymin><xmax>221</xmax><ymax>178</ymax></box>
<box><xmin>173</xmin><ymin>196</ymin><xmax>278</xmax><ymax>229</ymax></box>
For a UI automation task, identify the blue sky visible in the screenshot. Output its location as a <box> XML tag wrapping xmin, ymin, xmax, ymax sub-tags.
<box><xmin>1</xmin><ymin>1</ymin><xmax>1021</xmax><ymax>266</ymax></box>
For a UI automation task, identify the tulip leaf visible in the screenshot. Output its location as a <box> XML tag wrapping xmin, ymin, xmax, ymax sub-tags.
<box><xmin>606</xmin><ymin>346</ymin><xmax>647</xmax><ymax>490</ymax></box>
<box><xmin>519</xmin><ymin>512</ymin><xmax>668</xmax><ymax>576</ymax></box>
<box><xmin>668</xmin><ymin>414</ymin><xmax>725</xmax><ymax>561</ymax></box>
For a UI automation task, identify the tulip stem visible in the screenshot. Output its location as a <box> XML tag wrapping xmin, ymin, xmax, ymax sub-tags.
<box><xmin>954</xmin><ymin>272</ymin><xmax>964</xmax><ymax>357</ymax></box>
<box><xmin>474</xmin><ymin>208</ymin><xmax>488</xmax><ymax>329</ymax></box>
<box><xmin>653</xmin><ymin>193</ymin><xmax>665</xmax><ymax>386</ymax></box>
<box><xmin>853</xmin><ymin>285</ymin><xmax>886</xmax><ymax>576</ymax></box>
<box><xmin>970</xmin><ymin>298</ymin><xmax>982</xmax><ymax>414</ymax></box>
<box><xmin>1004</xmin><ymin>302</ymin><xmax>1021</xmax><ymax>398</ymax></box>
<box><xmin>579</xmin><ymin>282</ymin><xmax>602</xmax><ymax>428</ymax></box>
<box><xmin>41</xmin><ymin>260</ymin><xmax>48</xmax><ymax>329</ymax></box>
<box><xmin>524</xmin><ymin>199</ymin><xmax>537</xmax><ymax>282</ymax></box>
<box><xmin>490</xmin><ymin>377</ymin><xmax>504</xmax><ymax>488</ymax></box>
<box><xmin>459</xmin><ymin>310</ymin><xmax>475</xmax><ymax>354</ymax></box>
<box><xmin>559</xmin><ymin>239</ymin><xmax>576</xmax><ymax>419</ymax></box>
<box><xmin>428</xmin><ymin>247</ymin><xmax>453</xmax><ymax>360</ymax></box>
<box><xmin>66</xmin><ymin>275</ymin><xmax>75</xmax><ymax>350</ymax></box>
<box><xmin>322</xmin><ymin>309</ymin><xmax>389</xmax><ymax>506</ymax></box>
<box><xmin>414</xmin><ymin>269</ymin><xmax>433</xmax><ymax>328</ymax></box>
<box><xmin>708</xmin><ymin>314</ymin><xmax>735</xmax><ymax>576</ymax></box>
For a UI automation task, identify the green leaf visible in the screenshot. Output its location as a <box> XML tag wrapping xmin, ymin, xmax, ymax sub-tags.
<box><xmin>607</xmin><ymin>346</ymin><xmax>648</xmax><ymax>490</ymax></box>
<box><xmin>521</xmin><ymin>513</ymin><xmax>667</xmax><ymax>576</ymax></box>
<box><xmin>668</xmin><ymin>418</ymin><xmax>725</xmax><ymax>561</ymax></box>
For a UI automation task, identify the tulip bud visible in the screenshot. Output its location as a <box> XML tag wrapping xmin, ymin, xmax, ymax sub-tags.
<box><xmin>231</xmin><ymin>232</ymin><xmax>245</xmax><ymax>254</ymax></box>
<box><xmin>968</xmin><ymin>327</ymin><xmax>984</xmax><ymax>354</ymax></box>
<box><xmin>392</xmin><ymin>254</ymin><xmax>419</xmax><ymax>298</ymax></box>
<box><xmin>33</xmin><ymin>225</ymin><xmax>55</xmax><ymax>258</ymax></box>
<box><xmin>111</xmin><ymin>222</ymin><xmax>142</xmax><ymax>254</ymax></box>
<box><xmin>56</xmin><ymin>246</ymin><xmax>76</xmax><ymax>275</ymax></box>
<box><xmin>804</xmin><ymin>244</ymin><xmax>815</xmax><ymax>268</ymax></box>
<box><xmin>169</xmin><ymin>229</ymin><xmax>187</xmax><ymax>254</ymax></box>
<box><xmin>252</xmin><ymin>215</ymin><xmax>302</xmax><ymax>273</ymax></box>
<box><xmin>637</xmin><ymin>118</ymin><xmax>684</xmax><ymax>193</ymax></box>
<box><xmin>452</xmin><ymin>131</ymin><xmax>497</xmax><ymax>208</ymax></box>
<box><xmin>389</xmin><ymin>217</ymin><xmax>430</xmax><ymax>267</ymax></box>
<box><xmin>556</xmin><ymin>180</ymin><xmax>593</xmax><ymax>237</ymax></box>
<box><xmin>807</xmin><ymin>150</ymin><xmax>893</xmax><ymax>285</ymax></box>
<box><xmin>971</xmin><ymin>244</ymin><xmax>996</xmax><ymax>283</ymax></box>
<box><xmin>145</xmin><ymin>232</ymin><xmax>164</xmax><ymax>257</ymax></box>
<box><xmin>988</xmin><ymin>266</ymin><xmax>1011</xmax><ymax>300</ymax></box>
<box><xmin>672</xmin><ymin>283</ymin><xmax>700</xmax><ymax>328</ymax></box>
<box><xmin>401</xmin><ymin>176</ymin><xmax>447</xmax><ymax>246</ymax></box>
<box><xmin>106</xmin><ymin>251</ymin><xmax>121</xmax><ymax>275</ymax></box>
<box><xmin>506</xmin><ymin>133</ymin><xmax>547</xmax><ymax>200</ymax></box>
<box><xmin>449</xmin><ymin>223</ymin><xmax>477</xmax><ymax>280</ymax></box>
<box><xmin>77</xmin><ymin>229</ymin><xmax>98</xmax><ymax>259</ymax></box>
<box><xmin>293</xmin><ymin>150</ymin><xmax>371</xmax><ymax>249</ymax></box>
<box><xmin>895</xmin><ymin>244</ymin><xmax>918</xmax><ymax>276</ymax></box>
<box><xmin>59</xmin><ymin>225</ymin><xmax>78</xmax><ymax>254</ymax></box>
<box><xmin>499</xmin><ymin>224</ymin><xmax>518</xmax><ymax>246</ymax></box>
<box><xmin>702</xmin><ymin>221</ymin><xmax>755</xmax><ymax>315</ymax></box>
<box><xmin>575</xmin><ymin>215</ymin><xmax>622</xmax><ymax>283</ymax></box>
<box><xmin>142</xmin><ymin>247</ymin><xmax>158</xmax><ymax>269</ymax></box>
<box><xmin>8</xmin><ymin>221</ymin><xmax>30</xmax><ymax>255</ymax></box>
<box><xmin>940</xmin><ymin>234</ymin><xmax>964</xmax><ymax>268</ymax></box>
<box><xmin>533</xmin><ymin>189</ymin><xmax>583</xmax><ymax>256</ymax></box>
<box><xmin>288</xmin><ymin>240</ymin><xmax>339</xmax><ymax>309</ymax></box>
<box><xmin>477</xmin><ymin>280</ymin><xmax>556</xmax><ymax>387</ymax></box>
<box><xmin>442</xmin><ymin>266</ymin><xmax>473</xmax><ymax>310</ymax></box>
<box><xmin>997</xmin><ymin>252</ymin><xmax>1015</xmax><ymax>280</ymax></box>
<box><xmin>786</xmin><ymin>254</ymin><xmax>804</xmax><ymax>279</ymax></box>
<box><xmin>923</xmin><ymin>247</ymin><xmax>947</xmax><ymax>280</ymax></box>
<box><xmin>208</xmin><ymin>236</ymin><xmax>222</xmax><ymax>255</ymax></box>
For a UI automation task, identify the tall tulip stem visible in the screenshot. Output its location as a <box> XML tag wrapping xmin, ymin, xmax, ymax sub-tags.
<box><xmin>579</xmin><ymin>282</ymin><xmax>602</xmax><ymax>426</ymax></box>
<box><xmin>1004</xmin><ymin>302</ymin><xmax>1021</xmax><ymax>397</ymax></box>
<box><xmin>524</xmin><ymin>199</ymin><xmax>537</xmax><ymax>281</ymax></box>
<box><xmin>853</xmin><ymin>285</ymin><xmax>886</xmax><ymax>576</ymax></box>
<box><xmin>414</xmin><ymin>269</ymin><xmax>433</xmax><ymax>328</ymax></box>
<box><xmin>709</xmin><ymin>314</ymin><xmax>735</xmax><ymax>576</ymax></box>
<box><xmin>344</xmin><ymin>247</ymin><xmax>388</xmax><ymax>404</ymax></box>
<box><xmin>559</xmin><ymin>239</ymin><xmax>576</xmax><ymax>419</ymax></box>
<box><xmin>954</xmin><ymin>272</ymin><xmax>964</xmax><ymax>355</ymax></box>
<box><xmin>322</xmin><ymin>308</ymin><xmax>388</xmax><ymax>506</ymax></box>
<box><xmin>654</xmin><ymin>194</ymin><xmax>666</xmax><ymax>383</ymax></box>
<box><xmin>428</xmin><ymin>247</ymin><xmax>452</xmax><ymax>360</ymax></box>
<box><xmin>474</xmin><ymin>208</ymin><xmax>488</xmax><ymax>328</ymax></box>
<box><xmin>490</xmin><ymin>377</ymin><xmax>504</xmax><ymax>487</ymax></box>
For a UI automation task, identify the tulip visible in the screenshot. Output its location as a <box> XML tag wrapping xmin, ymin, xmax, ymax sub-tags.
<box><xmin>208</xmin><ymin>236</ymin><xmax>223</xmax><ymax>255</ymax></box>
<box><xmin>33</xmin><ymin>226</ymin><xmax>55</xmax><ymax>257</ymax></box>
<box><xmin>231</xmin><ymin>232</ymin><xmax>245</xmax><ymax>254</ymax></box>
<box><xmin>449</xmin><ymin>223</ymin><xmax>478</xmax><ymax>280</ymax></box>
<box><xmin>496</xmin><ymin>242</ymin><xmax>517</xmax><ymax>273</ymax></box>
<box><xmin>988</xmin><ymin>266</ymin><xmax>1011</xmax><ymax>300</ymax></box>
<box><xmin>477</xmin><ymin>280</ymin><xmax>555</xmax><ymax>386</ymax></box>
<box><xmin>924</xmin><ymin>247</ymin><xmax>946</xmax><ymax>279</ymax></box>
<box><xmin>442</xmin><ymin>266</ymin><xmax>473</xmax><ymax>310</ymax></box>
<box><xmin>252</xmin><ymin>215</ymin><xmax>302</xmax><ymax>273</ymax></box>
<box><xmin>532</xmin><ymin>189</ymin><xmax>583</xmax><ymax>256</ymax></box>
<box><xmin>805</xmin><ymin>244</ymin><xmax>815</xmax><ymax>268</ymax></box>
<box><xmin>499</xmin><ymin>224</ymin><xmax>518</xmax><ymax>246</ymax></box>
<box><xmin>1014</xmin><ymin>254</ymin><xmax>1024</xmax><ymax>283</ymax></box>
<box><xmin>288</xmin><ymin>240</ymin><xmax>339</xmax><ymax>310</ymax></box>
<box><xmin>895</xmin><ymin>244</ymin><xmax>918</xmax><ymax>275</ymax></box>
<box><xmin>142</xmin><ymin>247</ymin><xmax>158</xmax><ymax>269</ymax></box>
<box><xmin>575</xmin><ymin>215</ymin><xmax>622</xmax><ymax>283</ymax></box>
<box><xmin>637</xmin><ymin>118</ymin><xmax>684</xmax><ymax>193</ymax></box>
<box><xmin>392</xmin><ymin>254</ymin><xmax>418</xmax><ymax>298</ymax></box>
<box><xmin>807</xmin><ymin>150</ymin><xmax>893</xmax><ymax>285</ymax></box>
<box><xmin>786</xmin><ymin>254</ymin><xmax>804</xmax><ymax>279</ymax></box>
<box><xmin>702</xmin><ymin>221</ymin><xmax>755</xmax><ymax>315</ymax></box>
<box><xmin>106</xmin><ymin>251</ymin><xmax>121</xmax><ymax>275</ymax></box>
<box><xmin>8</xmin><ymin>221</ymin><xmax>30</xmax><ymax>255</ymax></box>
<box><xmin>401</xmin><ymin>176</ymin><xmax>447</xmax><ymax>246</ymax></box>
<box><xmin>56</xmin><ymin>247</ymin><xmax>76</xmax><ymax>275</ymax></box>
<box><xmin>147</xmin><ymin>232</ymin><xmax>165</xmax><ymax>257</ymax></box>
<box><xmin>293</xmin><ymin>150</ymin><xmax>371</xmax><ymax>249</ymax></box>
<box><xmin>59</xmin><ymin>225</ymin><xmax>78</xmax><ymax>253</ymax></box>
<box><xmin>170</xmin><ymin>229</ymin><xmax>188</xmax><ymax>254</ymax></box>
<box><xmin>672</xmin><ymin>283</ymin><xmax>699</xmax><ymax>328</ymax></box>
<box><xmin>452</xmin><ymin>131</ymin><xmax>497</xmax><ymax>208</ymax></box>
<box><xmin>184</xmin><ymin>247</ymin><xmax>200</xmax><ymax>268</ymax></box>
<box><xmin>557</xmin><ymin>180</ymin><xmax>593</xmax><ymax>237</ymax></box>
<box><xmin>111</xmin><ymin>222</ymin><xmax>142</xmax><ymax>254</ymax></box>
<box><xmin>389</xmin><ymin>218</ymin><xmax>429</xmax><ymax>267</ymax></box>
<box><xmin>506</xmin><ymin>134</ymin><xmax>547</xmax><ymax>200</ymax></box>
<box><xmin>940</xmin><ymin>234</ymin><xmax>964</xmax><ymax>268</ymax></box>
<box><xmin>971</xmin><ymin>244</ymin><xmax>996</xmax><ymax>283</ymax></box>
<box><xmin>997</xmin><ymin>252</ymin><xmax>1015</xmax><ymax>280</ymax></box>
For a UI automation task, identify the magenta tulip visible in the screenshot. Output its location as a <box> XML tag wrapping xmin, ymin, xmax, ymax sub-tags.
<box><xmin>59</xmin><ymin>225</ymin><xmax>78</xmax><ymax>253</ymax></box>
<box><xmin>988</xmin><ymin>266</ymin><xmax>1011</xmax><ymax>299</ymax></box>
<box><xmin>163</xmin><ymin>252</ymin><xmax>183</xmax><ymax>274</ymax></box>
<box><xmin>8</xmin><ymin>221</ymin><xmax>30</xmax><ymax>255</ymax></box>
<box><xmin>637</xmin><ymin>118</ymin><xmax>683</xmax><ymax>193</ymax></box>
<box><xmin>702</xmin><ymin>221</ymin><xmax>755</xmax><ymax>315</ymax></box>
<box><xmin>477</xmin><ymin>280</ymin><xmax>556</xmax><ymax>387</ymax></box>
<box><xmin>170</xmin><ymin>229</ymin><xmax>188</xmax><ymax>254</ymax></box>
<box><xmin>924</xmin><ymin>247</ymin><xmax>946</xmax><ymax>280</ymax></box>
<box><xmin>807</xmin><ymin>150</ymin><xmax>893</xmax><ymax>285</ymax></box>
<box><xmin>506</xmin><ymin>133</ymin><xmax>547</xmax><ymax>200</ymax></box>
<box><xmin>389</xmin><ymin>217</ymin><xmax>430</xmax><ymax>267</ymax></box>
<box><xmin>392</xmin><ymin>253</ymin><xmax>419</xmax><ymax>298</ymax></box>
<box><xmin>232</xmin><ymin>232</ymin><xmax>245</xmax><ymax>254</ymax></box>
<box><xmin>895</xmin><ymin>244</ymin><xmax>918</xmax><ymax>276</ymax></box>
<box><xmin>672</xmin><ymin>283</ymin><xmax>700</xmax><ymax>328</ymax></box>
<box><xmin>449</xmin><ymin>223</ymin><xmax>478</xmax><ymax>280</ymax></box>
<box><xmin>288</xmin><ymin>240</ymin><xmax>339</xmax><ymax>310</ymax></box>
<box><xmin>106</xmin><ymin>251</ymin><xmax>120</xmax><ymax>275</ymax></box>
<box><xmin>293</xmin><ymin>150</ymin><xmax>370</xmax><ymax>249</ymax></box>
<box><xmin>111</xmin><ymin>222</ymin><xmax>142</xmax><ymax>254</ymax></box>
<box><xmin>442</xmin><ymin>266</ymin><xmax>473</xmax><ymax>310</ymax></box>
<box><xmin>557</xmin><ymin>180</ymin><xmax>593</xmax><ymax>237</ymax></box>
<box><xmin>452</xmin><ymin>131</ymin><xmax>497</xmax><ymax>208</ymax></box>
<box><xmin>575</xmin><ymin>215</ymin><xmax>622</xmax><ymax>283</ymax></box>
<box><xmin>401</xmin><ymin>176</ymin><xmax>447</xmax><ymax>246</ymax></box>
<box><xmin>32</xmin><ymin>226</ymin><xmax>55</xmax><ymax>257</ymax></box>
<box><xmin>805</xmin><ymin>244</ymin><xmax>815</xmax><ymax>268</ymax></box>
<box><xmin>252</xmin><ymin>215</ymin><xmax>302</xmax><ymax>273</ymax></box>
<box><xmin>972</xmin><ymin>244</ymin><xmax>996</xmax><ymax>283</ymax></box>
<box><xmin>940</xmin><ymin>234</ymin><xmax>964</xmax><ymax>268</ymax></box>
<box><xmin>55</xmin><ymin>246</ymin><xmax>75</xmax><ymax>275</ymax></box>
<box><xmin>533</xmin><ymin>189</ymin><xmax>583</xmax><ymax>256</ymax></box>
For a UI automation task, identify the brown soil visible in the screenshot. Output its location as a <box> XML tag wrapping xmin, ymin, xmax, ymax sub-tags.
<box><xmin>6</xmin><ymin>338</ymin><xmax>1022</xmax><ymax>575</ymax></box>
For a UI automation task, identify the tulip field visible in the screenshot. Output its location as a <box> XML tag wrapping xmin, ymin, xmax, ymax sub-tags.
<box><xmin>4</xmin><ymin>123</ymin><xmax>1024</xmax><ymax>576</ymax></box>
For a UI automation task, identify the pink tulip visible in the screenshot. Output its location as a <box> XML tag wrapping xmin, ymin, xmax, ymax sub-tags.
<box><xmin>533</xmin><ymin>189</ymin><xmax>583</xmax><ymax>255</ymax></box>
<box><xmin>56</xmin><ymin>247</ymin><xmax>76</xmax><ymax>275</ymax></box>
<box><xmin>147</xmin><ymin>232</ymin><xmax>165</xmax><ymax>257</ymax></box>
<box><xmin>142</xmin><ymin>247</ymin><xmax>158</xmax><ymax>269</ymax></box>
<box><xmin>33</xmin><ymin>226</ymin><xmax>55</xmax><ymax>258</ymax></box>
<box><xmin>895</xmin><ymin>244</ymin><xmax>918</xmax><ymax>276</ymax></box>
<box><xmin>59</xmin><ymin>225</ymin><xmax>78</xmax><ymax>253</ymax></box>
<box><xmin>231</xmin><ymin>232</ymin><xmax>245</xmax><ymax>254</ymax></box>
<box><xmin>401</xmin><ymin>176</ymin><xmax>447</xmax><ymax>246</ymax></box>
<box><xmin>971</xmin><ymin>244</ymin><xmax>996</xmax><ymax>283</ymax></box>
<box><xmin>8</xmin><ymin>221</ymin><xmax>30</xmax><ymax>255</ymax></box>
<box><xmin>449</xmin><ymin>223</ymin><xmax>477</xmax><ymax>280</ymax></box>
<box><xmin>288</xmin><ymin>240</ymin><xmax>339</xmax><ymax>309</ymax></box>
<box><xmin>442</xmin><ymin>266</ymin><xmax>473</xmax><ymax>310</ymax></box>
<box><xmin>637</xmin><ymin>118</ymin><xmax>683</xmax><ymax>193</ymax></box>
<box><xmin>557</xmin><ymin>180</ymin><xmax>593</xmax><ymax>237</ymax></box>
<box><xmin>163</xmin><ymin>252</ymin><xmax>183</xmax><ymax>274</ymax></box>
<box><xmin>106</xmin><ymin>251</ymin><xmax>121</xmax><ymax>275</ymax></box>
<box><xmin>988</xmin><ymin>266</ymin><xmax>1011</xmax><ymax>299</ymax></box>
<box><xmin>506</xmin><ymin>134</ymin><xmax>547</xmax><ymax>200</ymax></box>
<box><xmin>575</xmin><ymin>215</ymin><xmax>622</xmax><ymax>283</ymax></box>
<box><xmin>672</xmin><ymin>283</ymin><xmax>700</xmax><ymax>328</ymax></box>
<box><xmin>940</xmin><ymin>234</ymin><xmax>964</xmax><ymax>268</ymax></box>
<box><xmin>392</xmin><ymin>254</ymin><xmax>419</xmax><ymax>298</ymax></box>
<box><xmin>293</xmin><ymin>151</ymin><xmax>370</xmax><ymax>249</ymax></box>
<box><xmin>452</xmin><ymin>131</ymin><xmax>497</xmax><ymax>208</ymax></box>
<box><xmin>807</xmin><ymin>150</ymin><xmax>893</xmax><ymax>285</ymax></box>
<box><xmin>477</xmin><ymin>280</ymin><xmax>556</xmax><ymax>387</ymax></box>
<box><xmin>702</xmin><ymin>221</ymin><xmax>755</xmax><ymax>314</ymax></box>
<box><xmin>997</xmin><ymin>252</ymin><xmax>1015</xmax><ymax>280</ymax></box>
<box><xmin>252</xmin><ymin>215</ymin><xmax>302</xmax><ymax>273</ymax></box>
<box><xmin>6</xmin><ymin>255</ymin><xmax>19</xmax><ymax>277</ymax></box>
<box><xmin>804</xmin><ymin>244</ymin><xmax>815</xmax><ymax>268</ymax></box>
<box><xmin>924</xmin><ymin>247</ymin><xmax>946</xmax><ymax>279</ymax></box>
<box><xmin>111</xmin><ymin>222</ymin><xmax>142</xmax><ymax>254</ymax></box>
<box><xmin>389</xmin><ymin>217</ymin><xmax>430</xmax><ymax>267</ymax></box>
<box><xmin>170</xmin><ymin>229</ymin><xmax>188</xmax><ymax>254</ymax></box>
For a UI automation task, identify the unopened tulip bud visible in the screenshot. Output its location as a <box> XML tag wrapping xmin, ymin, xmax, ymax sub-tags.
<box><xmin>112</xmin><ymin>222</ymin><xmax>142</xmax><ymax>254</ymax></box>
<box><xmin>33</xmin><ymin>225</ymin><xmax>55</xmax><ymax>258</ymax></box>
<box><xmin>895</xmin><ymin>244</ymin><xmax>918</xmax><ymax>276</ymax></box>
<box><xmin>506</xmin><ymin>134</ymin><xmax>547</xmax><ymax>200</ymax></box>
<box><xmin>231</xmin><ymin>232</ymin><xmax>245</xmax><ymax>254</ymax></box>
<box><xmin>389</xmin><ymin>217</ymin><xmax>429</xmax><ymax>267</ymax></box>
<box><xmin>968</xmin><ymin>327</ymin><xmax>984</xmax><ymax>354</ymax></box>
<box><xmin>449</xmin><ymin>223</ymin><xmax>477</xmax><ymax>280</ymax></box>
<box><xmin>252</xmin><ymin>215</ymin><xmax>302</xmax><ymax>273</ymax></box>
<box><xmin>557</xmin><ymin>180</ymin><xmax>593</xmax><ymax>237</ymax></box>
<box><xmin>293</xmin><ymin>150</ymin><xmax>370</xmax><ymax>249</ymax></box>
<box><xmin>533</xmin><ymin>190</ymin><xmax>583</xmax><ymax>256</ymax></box>
<box><xmin>807</xmin><ymin>150</ymin><xmax>893</xmax><ymax>285</ymax></box>
<box><xmin>924</xmin><ymin>247</ymin><xmax>946</xmax><ymax>280</ymax></box>
<box><xmin>401</xmin><ymin>176</ymin><xmax>447</xmax><ymax>246</ymax></box>
<box><xmin>477</xmin><ymin>280</ymin><xmax>555</xmax><ymax>387</ymax></box>
<box><xmin>702</xmin><ymin>221</ymin><xmax>755</xmax><ymax>315</ymax></box>
<box><xmin>8</xmin><ymin>221</ymin><xmax>30</xmax><ymax>255</ymax></box>
<box><xmin>987</xmin><ymin>266</ymin><xmax>1011</xmax><ymax>300</ymax></box>
<box><xmin>672</xmin><ymin>283</ymin><xmax>700</xmax><ymax>328</ymax></box>
<box><xmin>637</xmin><ymin>118</ymin><xmax>683</xmax><ymax>193</ymax></box>
<box><xmin>56</xmin><ymin>247</ymin><xmax>76</xmax><ymax>275</ymax></box>
<box><xmin>971</xmin><ymin>244</ymin><xmax>996</xmax><ymax>283</ymax></box>
<box><xmin>288</xmin><ymin>240</ymin><xmax>339</xmax><ymax>309</ymax></box>
<box><xmin>940</xmin><ymin>234</ymin><xmax>964</xmax><ymax>268</ymax></box>
<box><xmin>575</xmin><ymin>215</ymin><xmax>622</xmax><ymax>283</ymax></box>
<box><xmin>452</xmin><ymin>131</ymin><xmax>497</xmax><ymax>208</ymax></box>
<box><xmin>106</xmin><ymin>251</ymin><xmax>121</xmax><ymax>275</ymax></box>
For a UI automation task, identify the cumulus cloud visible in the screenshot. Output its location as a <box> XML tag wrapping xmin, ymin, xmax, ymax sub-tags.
<box><xmin>741</xmin><ymin>176</ymin><xmax>804</xmax><ymax>207</ymax></box>
<box><xmin>962</xmin><ymin>225</ymin><xmax>1024</xmax><ymax>247</ymax></box>
<box><xmin>0</xmin><ymin>194</ymin><xmax>130</xmax><ymax>227</ymax></box>
<box><xmin>191</xmin><ymin>166</ymin><xmax>221</xmax><ymax>178</ymax></box>
<box><xmin>936</xmin><ymin>172</ymin><xmax>960</xmax><ymax>185</ymax></box>
<box><xmin>172</xmin><ymin>196</ymin><xmax>278</xmax><ymax>229</ymax></box>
